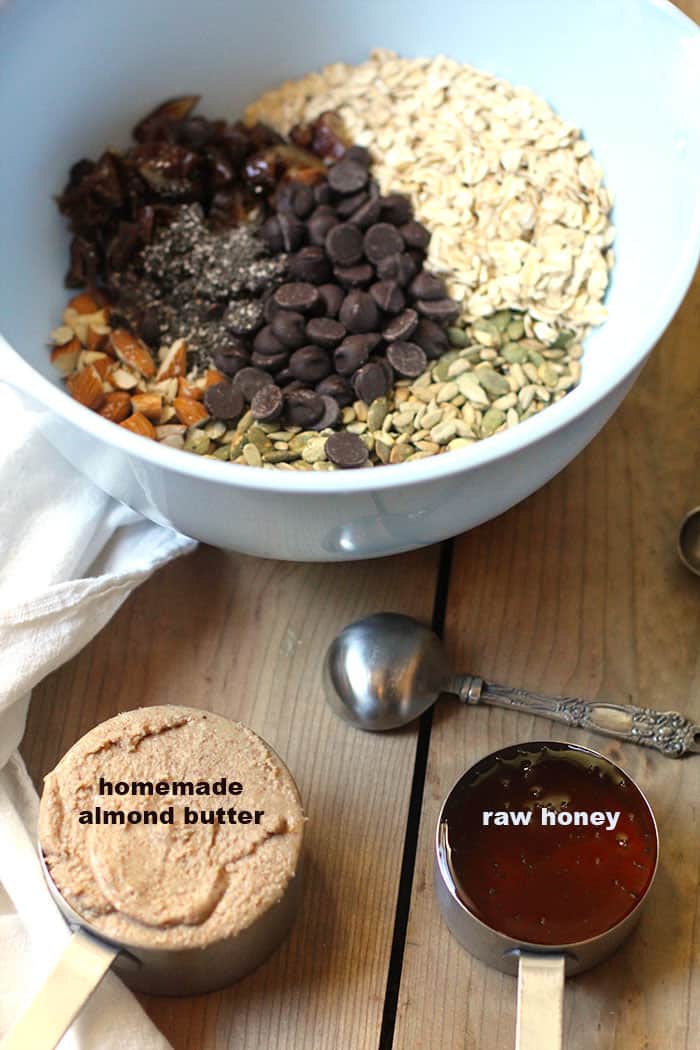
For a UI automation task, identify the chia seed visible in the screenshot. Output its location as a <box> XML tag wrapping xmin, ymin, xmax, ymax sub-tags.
<box><xmin>111</xmin><ymin>204</ymin><xmax>287</xmax><ymax>370</ymax></box>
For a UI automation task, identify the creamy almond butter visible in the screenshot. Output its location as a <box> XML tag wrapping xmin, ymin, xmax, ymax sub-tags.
<box><xmin>39</xmin><ymin>706</ymin><xmax>304</xmax><ymax>950</ymax></box>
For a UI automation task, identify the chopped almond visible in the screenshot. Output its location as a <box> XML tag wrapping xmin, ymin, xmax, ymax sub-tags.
<box><xmin>155</xmin><ymin>423</ymin><xmax>187</xmax><ymax>440</ymax></box>
<box><xmin>109</xmin><ymin>367</ymin><xmax>140</xmax><ymax>391</ymax></box>
<box><xmin>87</xmin><ymin>324</ymin><xmax>111</xmax><ymax>352</ymax></box>
<box><xmin>50</xmin><ymin>337</ymin><xmax>81</xmax><ymax>375</ymax></box>
<box><xmin>99</xmin><ymin>391</ymin><xmax>131</xmax><ymax>423</ymax></box>
<box><xmin>67</xmin><ymin>365</ymin><xmax>105</xmax><ymax>411</ymax></box>
<box><xmin>158</xmin><ymin>404</ymin><xmax>177</xmax><ymax>424</ymax></box>
<box><xmin>110</xmin><ymin>329</ymin><xmax>156</xmax><ymax>378</ymax></box>
<box><xmin>68</xmin><ymin>292</ymin><xmax>102</xmax><ymax>315</ymax></box>
<box><xmin>131</xmin><ymin>392</ymin><xmax>163</xmax><ymax>420</ymax></box>
<box><xmin>173</xmin><ymin>396</ymin><xmax>209</xmax><ymax>427</ymax></box>
<box><xmin>204</xmin><ymin>368</ymin><xmax>226</xmax><ymax>388</ymax></box>
<box><xmin>50</xmin><ymin>324</ymin><xmax>75</xmax><ymax>346</ymax></box>
<box><xmin>120</xmin><ymin>412</ymin><xmax>156</xmax><ymax>439</ymax></box>
<box><xmin>156</xmin><ymin>339</ymin><xmax>187</xmax><ymax>380</ymax></box>
<box><xmin>91</xmin><ymin>356</ymin><xmax>112</xmax><ymax>380</ymax></box>
<box><xmin>177</xmin><ymin>376</ymin><xmax>204</xmax><ymax>401</ymax></box>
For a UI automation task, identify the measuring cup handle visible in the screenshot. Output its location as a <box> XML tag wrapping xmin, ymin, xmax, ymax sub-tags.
<box><xmin>457</xmin><ymin>676</ymin><xmax>700</xmax><ymax>757</ymax></box>
<box><xmin>0</xmin><ymin>928</ymin><xmax>117</xmax><ymax>1050</ymax></box>
<box><xmin>516</xmin><ymin>953</ymin><xmax>565</xmax><ymax>1050</ymax></box>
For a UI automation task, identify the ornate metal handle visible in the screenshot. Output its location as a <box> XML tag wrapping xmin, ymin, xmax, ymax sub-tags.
<box><xmin>455</xmin><ymin>676</ymin><xmax>700</xmax><ymax>758</ymax></box>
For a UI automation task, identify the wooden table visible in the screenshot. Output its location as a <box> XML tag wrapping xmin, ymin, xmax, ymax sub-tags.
<box><xmin>22</xmin><ymin>10</ymin><xmax>699</xmax><ymax>1049</ymax></box>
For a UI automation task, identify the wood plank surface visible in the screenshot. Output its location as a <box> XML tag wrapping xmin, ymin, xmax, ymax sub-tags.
<box><xmin>22</xmin><ymin>546</ymin><xmax>440</xmax><ymax>1050</ymax></box>
<box><xmin>19</xmin><ymin>4</ymin><xmax>699</xmax><ymax>1049</ymax></box>
<box><xmin>392</xmin><ymin>272</ymin><xmax>700</xmax><ymax>1048</ymax></box>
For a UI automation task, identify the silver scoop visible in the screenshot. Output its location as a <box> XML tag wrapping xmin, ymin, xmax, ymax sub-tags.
<box><xmin>678</xmin><ymin>506</ymin><xmax>700</xmax><ymax>575</ymax></box>
<box><xmin>324</xmin><ymin>612</ymin><xmax>700</xmax><ymax>756</ymax></box>
<box><xmin>0</xmin><ymin>839</ymin><xmax>301</xmax><ymax>1050</ymax></box>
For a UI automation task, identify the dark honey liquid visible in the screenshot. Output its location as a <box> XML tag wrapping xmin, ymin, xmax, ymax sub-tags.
<box><xmin>441</xmin><ymin>742</ymin><xmax>657</xmax><ymax>945</ymax></box>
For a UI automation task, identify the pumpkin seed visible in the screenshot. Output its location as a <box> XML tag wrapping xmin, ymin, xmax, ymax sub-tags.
<box><xmin>447</xmin><ymin>326</ymin><xmax>470</xmax><ymax>348</ymax></box>
<box><xmin>184</xmin><ymin>431</ymin><xmax>211</xmax><ymax>455</ymax></box>
<box><xmin>367</xmin><ymin>397</ymin><xmax>389</xmax><ymax>431</ymax></box>
<box><xmin>242</xmin><ymin>442</ymin><xmax>262</xmax><ymax>467</ymax></box>
<box><xmin>481</xmin><ymin>408</ymin><xmax>506</xmax><ymax>435</ymax></box>
<box><xmin>478</xmin><ymin>369</ymin><xmax>511</xmax><ymax>398</ymax></box>
<box><xmin>502</xmin><ymin>341</ymin><xmax>527</xmax><ymax>363</ymax></box>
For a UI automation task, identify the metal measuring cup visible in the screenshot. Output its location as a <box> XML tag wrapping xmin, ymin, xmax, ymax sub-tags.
<box><xmin>1</xmin><ymin>716</ymin><xmax>304</xmax><ymax>1050</ymax></box>
<box><xmin>434</xmin><ymin>741</ymin><xmax>659</xmax><ymax>1050</ymax></box>
<box><xmin>0</xmin><ymin>855</ymin><xmax>302</xmax><ymax>1050</ymax></box>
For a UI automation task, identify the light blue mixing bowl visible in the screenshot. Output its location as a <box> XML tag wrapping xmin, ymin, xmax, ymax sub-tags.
<box><xmin>0</xmin><ymin>0</ymin><xmax>698</xmax><ymax>560</ymax></box>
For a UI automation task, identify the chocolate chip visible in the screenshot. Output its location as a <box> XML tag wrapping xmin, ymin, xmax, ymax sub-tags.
<box><xmin>139</xmin><ymin>307</ymin><xmax>161</xmax><ymax>347</ymax></box>
<box><xmin>416</xmin><ymin>298</ymin><xmax>460</xmax><ymax>322</ymax></box>
<box><xmin>400</xmin><ymin>220</ymin><xmax>431</xmax><ymax>251</ymax></box>
<box><xmin>350</xmin><ymin>195</ymin><xmax>382</xmax><ymax>229</ymax></box>
<box><xmin>289</xmin><ymin>182</ymin><xmax>314</xmax><ymax>218</ymax></box>
<box><xmin>344</xmin><ymin>144</ymin><xmax>372</xmax><ymax>167</ymax></box>
<box><xmin>214</xmin><ymin>344</ymin><xmax>250</xmax><ymax>376</ymax></box>
<box><xmin>253</xmin><ymin>325</ymin><xmax>286</xmax><ymax>356</ymax></box>
<box><xmin>364</xmin><ymin>332</ymin><xmax>384</xmax><ymax>352</ymax></box>
<box><xmin>285</xmin><ymin>388</ymin><xmax>324</xmax><ymax>427</ymax></box>
<box><xmin>334</xmin><ymin>335</ymin><xmax>370</xmax><ymax>376</ymax></box>
<box><xmin>274</xmin><ymin>181</ymin><xmax>297</xmax><ymax>212</ymax></box>
<box><xmin>310</xmin><ymin>394</ymin><xmax>341</xmax><ymax>431</ymax></box>
<box><xmin>260</xmin><ymin>215</ymin><xmax>284</xmax><ymax>252</ymax></box>
<box><xmin>274</xmin><ymin>367</ymin><xmax>292</xmax><ymax>384</ymax></box>
<box><xmin>339</xmin><ymin>290</ymin><xmax>380</xmax><ymax>333</ymax></box>
<box><xmin>306</xmin><ymin>317</ymin><xmax>346</xmax><ymax>349</ymax></box>
<box><xmin>352</xmin><ymin>361</ymin><xmax>389</xmax><ymax>402</ymax></box>
<box><xmin>364</xmin><ymin>223</ymin><xmax>405</xmax><ymax>264</ymax></box>
<box><xmin>325</xmin><ymin>431</ymin><xmax>369</xmax><ymax>469</ymax></box>
<box><xmin>374</xmin><ymin>355</ymin><xmax>394</xmax><ymax>387</ymax></box>
<box><xmin>271</xmin><ymin>310</ymin><xmax>307</xmax><ymax>349</ymax></box>
<box><xmin>325</xmin><ymin>222</ymin><xmax>364</xmax><ymax>266</ymax></box>
<box><xmin>262</xmin><ymin>293</ymin><xmax>279</xmax><ymax>323</ymax></box>
<box><xmin>273</xmin><ymin>282</ymin><xmax>320</xmax><ymax>313</ymax></box>
<box><xmin>383</xmin><ymin>308</ymin><xmax>419</xmax><ymax>342</ymax></box>
<box><xmin>307</xmin><ymin>208</ymin><xmax>339</xmax><ymax>246</ymax></box>
<box><xmin>335</xmin><ymin>191</ymin><xmax>368</xmax><ymax>219</ymax></box>
<box><xmin>318</xmin><ymin>283</ymin><xmax>345</xmax><ymax>317</ymax></box>
<box><xmin>250</xmin><ymin>383</ymin><xmax>284</xmax><ymax>421</ymax></box>
<box><xmin>412</xmin><ymin>319</ymin><xmax>449</xmax><ymax>359</ymax></box>
<box><xmin>406</xmin><ymin>246</ymin><xmax>427</xmax><ymax>269</ymax></box>
<box><xmin>410</xmin><ymin>271</ymin><xmax>447</xmax><ymax>300</ymax></box>
<box><xmin>328</xmin><ymin>158</ymin><xmax>368</xmax><ymax>195</ymax></box>
<box><xmin>233</xmin><ymin>366</ymin><xmax>274</xmax><ymax>402</ymax></box>
<box><xmin>251</xmin><ymin>349</ymin><xmax>288</xmax><ymax>372</ymax></box>
<box><xmin>334</xmin><ymin>263</ymin><xmax>374</xmax><ymax>288</ymax></box>
<box><xmin>380</xmin><ymin>193</ymin><xmax>413</xmax><ymax>225</ymax></box>
<box><xmin>289</xmin><ymin>245</ymin><xmax>333</xmax><ymax>284</ymax></box>
<box><xmin>376</xmin><ymin>252</ymin><xmax>417</xmax><ymax>286</ymax></box>
<box><xmin>203</xmin><ymin>381</ymin><xmax>244</xmax><ymax>422</ymax></box>
<box><xmin>386</xmin><ymin>341</ymin><xmax>428</xmax><ymax>379</ymax></box>
<box><xmin>289</xmin><ymin>345</ymin><xmax>332</xmax><ymax>383</ymax></box>
<box><xmin>277</xmin><ymin>212</ymin><xmax>306</xmax><ymax>251</ymax></box>
<box><xmin>313</xmin><ymin>182</ymin><xmax>333</xmax><ymax>205</ymax></box>
<box><xmin>316</xmin><ymin>374</ymin><xmax>354</xmax><ymax>407</ymax></box>
<box><xmin>370</xmin><ymin>280</ymin><xmax>405</xmax><ymax>314</ymax></box>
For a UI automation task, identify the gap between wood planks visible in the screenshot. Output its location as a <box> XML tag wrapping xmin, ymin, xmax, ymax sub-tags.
<box><xmin>378</xmin><ymin>539</ymin><xmax>455</xmax><ymax>1050</ymax></box>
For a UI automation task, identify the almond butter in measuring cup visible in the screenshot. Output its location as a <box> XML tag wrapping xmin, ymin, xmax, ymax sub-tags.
<box><xmin>38</xmin><ymin>705</ymin><xmax>305</xmax><ymax>995</ymax></box>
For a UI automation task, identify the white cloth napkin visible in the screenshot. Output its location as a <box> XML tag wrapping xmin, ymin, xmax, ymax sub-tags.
<box><xmin>0</xmin><ymin>379</ymin><xmax>196</xmax><ymax>1049</ymax></box>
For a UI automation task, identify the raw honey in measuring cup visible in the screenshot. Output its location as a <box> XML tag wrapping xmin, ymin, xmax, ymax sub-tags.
<box><xmin>441</xmin><ymin>741</ymin><xmax>657</xmax><ymax>945</ymax></box>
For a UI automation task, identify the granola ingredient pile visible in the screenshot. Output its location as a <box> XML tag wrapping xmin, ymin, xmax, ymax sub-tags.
<box><xmin>48</xmin><ymin>52</ymin><xmax>613</xmax><ymax>469</ymax></box>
